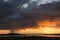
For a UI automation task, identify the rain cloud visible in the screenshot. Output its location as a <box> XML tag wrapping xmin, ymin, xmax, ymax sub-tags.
<box><xmin>0</xmin><ymin>0</ymin><xmax>60</xmax><ymax>29</ymax></box>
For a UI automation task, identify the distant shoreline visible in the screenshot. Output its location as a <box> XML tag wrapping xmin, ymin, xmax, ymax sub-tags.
<box><xmin>0</xmin><ymin>34</ymin><xmax>60</xmax><ymax>37</ymax></box>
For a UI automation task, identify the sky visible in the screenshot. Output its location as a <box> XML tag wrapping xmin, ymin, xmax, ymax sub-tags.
<box><xmin>0</xmin><ymin>0</ymin><xmax>60</xmax><ymax>29</ymax></box>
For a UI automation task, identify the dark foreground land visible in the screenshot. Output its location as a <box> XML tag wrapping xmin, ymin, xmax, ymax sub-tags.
<box><xmin>0</xmin><ymin>36</ymin><xmax>60</xmax><ymax>40</ymax></box>
<box><xmin>0</xmin><ymin>35</ymin><xmax>60</xmax><ymax>40</ymax></box>
<box><xmin>0</xmin><ymin>34</ymin><xmax>60</xmax><ymax>40</ymax></box>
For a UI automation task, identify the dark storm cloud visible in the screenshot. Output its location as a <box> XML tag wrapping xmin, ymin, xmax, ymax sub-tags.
<box><xmin>0</xmin><ymin>0</ymin><xmax>30</xmax><ymax>29</ymax></box>
<box><xmin>0</xmin><ymin>0</ymin><xmax>29</xmax><ymax>17</ymax></box>
<box><xmin>0</xmin><ymin>0</ymin><xmax>60</xmax><ymax>29</ymax></box>
<box><xmin>12</xmin><ymin>1</ymin><xmax>60</xmax><ymax>29</ymax></box>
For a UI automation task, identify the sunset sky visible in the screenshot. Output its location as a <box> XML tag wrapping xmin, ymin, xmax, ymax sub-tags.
<box><xmin>0</xmin><ymin>0</ymin><xmax>60</xmax><ymax>35</ymax></box>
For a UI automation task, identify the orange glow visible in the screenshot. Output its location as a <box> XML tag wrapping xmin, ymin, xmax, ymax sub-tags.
<box><xmin>0</xmin><ymin>30</ymin><xmax>11</xmax><ymax>34</ymax></box>
<box><xmin>14</xmin><ymin>18</ymin><xmax>60</xmax><ymax>34</ymax></box>
<box><xmin>14</xmin><ymin>27</ymin><xmax>60</xmax><ymax>34</ymax></box>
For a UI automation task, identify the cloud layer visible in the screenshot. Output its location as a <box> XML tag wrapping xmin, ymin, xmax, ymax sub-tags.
<box><xmin>0</xmin><ymin>0</ymin><xmax>60</xmax><ymax>29</ymax></box>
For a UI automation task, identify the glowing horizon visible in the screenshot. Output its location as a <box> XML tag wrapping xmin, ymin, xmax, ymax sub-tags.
<box><xmin>0</xmin><ymin>30</ymin><xmax>11</xmax><ymax>34</ymax></box>
<box><xmin>14</xmin><ymin>18</ymin><xmax>60</xmax><ymax>34</ymax></box>
<box><xmin>0</xmin><ymin>18</ymin><xmax>60</xmax><ymax>35</ymax></box>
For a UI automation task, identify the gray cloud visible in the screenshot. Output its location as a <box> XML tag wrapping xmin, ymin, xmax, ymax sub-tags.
<box><xmin>0</xmin><ymin>0</ymin><xmax>60</xmax><ymax>29</ymax></box>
